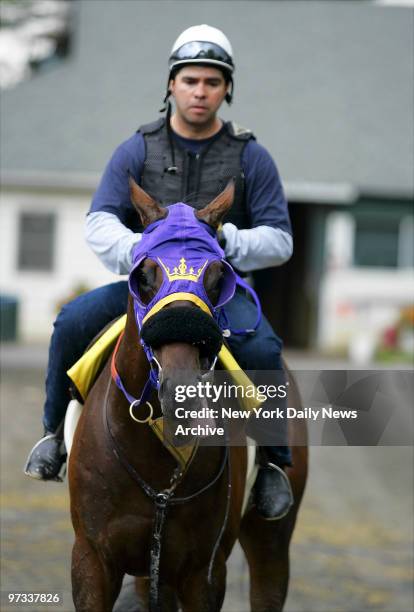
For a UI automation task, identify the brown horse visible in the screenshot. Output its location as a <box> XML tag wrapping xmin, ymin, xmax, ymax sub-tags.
<box><xmin>68</xmin><ymin>180</ymin><xmax>308</xmax><ymax>612</ymax></box>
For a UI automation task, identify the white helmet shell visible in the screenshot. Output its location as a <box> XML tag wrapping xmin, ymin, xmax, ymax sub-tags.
<box><xmin>171</xmin><ymin>25</ymin><xmax>233</xmax><ymax>58</ymax></box>
<box><xmin>169</xmin><ymin>24</ymin><xmax>234</xmax><ymax>74</ymax></box>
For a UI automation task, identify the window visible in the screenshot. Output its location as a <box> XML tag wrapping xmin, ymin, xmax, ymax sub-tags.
<box><xmin>354</xmin><ymin>216</ymin><xmax>400</xmax><ymax>268</ymax></box>
<box><xmin>399</xmin><ymin>216</ymin><xmax>414</xmax><ymax>268</ymax></box>
<box><xmin>17</xmin><ymin>212</ymin><xmax>56</xmax><ymax>271</ymax></box>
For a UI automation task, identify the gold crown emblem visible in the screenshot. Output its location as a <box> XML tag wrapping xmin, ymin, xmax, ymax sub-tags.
<box><xmin>157</xmin><ymin>257</ymin><xmax>208</xmax><ymax>282</ymax></box>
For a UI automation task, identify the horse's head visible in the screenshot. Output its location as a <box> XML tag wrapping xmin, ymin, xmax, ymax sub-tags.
<box><xmin>128</xmin><ymin>176</ymin><xmax>236</xmax><ymax>426</ymax></box>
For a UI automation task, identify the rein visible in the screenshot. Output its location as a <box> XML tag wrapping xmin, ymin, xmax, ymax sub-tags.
<box><xmin>103</xmin><ymin>374</ymin><xmax>231</xmax><ymax>612</ymax></box>
<box><xmin>223</xmin><ymin>274</ymin><xmax>262</xmax><ymax>336</ymax></box>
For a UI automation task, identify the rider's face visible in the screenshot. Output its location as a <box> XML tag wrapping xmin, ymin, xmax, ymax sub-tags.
<box><xmin>169</xmin><ymin>66</ymin><xmax>228</xmax><ymax>126</ymax></box>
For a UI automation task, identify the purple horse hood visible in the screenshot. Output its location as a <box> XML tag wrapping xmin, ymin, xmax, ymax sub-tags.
<box><xmin>129</xmin><ymin>203</ymin><xmax>236</xmax><ymax>329</ymax></box>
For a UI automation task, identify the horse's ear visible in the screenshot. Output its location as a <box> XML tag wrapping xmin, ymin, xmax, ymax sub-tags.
<box><xmin>128</xmin><ymin>173</ymin><xmax>167</xmax><ymax>228</ymax></box>
<box><xmin>195</xmin><ymin>179</ymin><xmax>235</xmax><ymax>229</ymax></box>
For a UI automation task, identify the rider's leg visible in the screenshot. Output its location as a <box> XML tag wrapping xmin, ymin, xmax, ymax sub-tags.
<box><xmin>24</xmin><ymin>281</ymin><xmax>129</xmax><ymax>481</ymax></box>
<box><xmin>223</xmin><ymin>287</ymin><xmax>293</xmax><ymax>520</ymax></box>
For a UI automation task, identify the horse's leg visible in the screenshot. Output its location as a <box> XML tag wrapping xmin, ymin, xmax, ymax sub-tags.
<box><xmin>178</xmin><ymin>557</ymin><xmax>226</xmax><ymax>612</ymax></box>
<box><xmin>239</xmin><ymin>513</ymin><xmax>296</xmax><ymax>612</ymax></box>
<box><xmin>134</xmin><ymin>577</ymin><xmax>179</xmax><ymax>612</ymax></box>
<box><xmin>238</xmin><ymin>373</ymin><xmax>308</xmax><ymax>611</ymax></box>
<box><xmin>71</xmin><ymin>535</ymin><xmax>123</xmax><ymax>612</ymax></box>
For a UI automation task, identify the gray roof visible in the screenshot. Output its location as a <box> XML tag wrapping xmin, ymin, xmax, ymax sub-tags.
<box><xmin>1</xmin><ymin>0</ymin><xmax>413</xmax><ymax>198</ymax></box>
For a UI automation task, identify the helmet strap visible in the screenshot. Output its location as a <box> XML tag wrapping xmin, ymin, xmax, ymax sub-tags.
<box><xmin>159</xmin><ymin>77</ymin><xmax>172</xmax><ymax>112</ymax></box>
<box><xmin>225</xmin><ymin>79</ymin><xmax>234</xmax><ymax>105</ymax></box>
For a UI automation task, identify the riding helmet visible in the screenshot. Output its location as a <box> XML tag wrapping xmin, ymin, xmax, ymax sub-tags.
<box><xmin>167</xmin><ymin>24</ymin><xmax>234</xmax><ymax>104</ymax></box>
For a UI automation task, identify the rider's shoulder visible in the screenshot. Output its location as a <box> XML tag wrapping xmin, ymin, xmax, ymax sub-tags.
<box><xmin>137</xmin><ymin>117</ymin><xmax>165</xmax><ymax>136</ymax></box>
<box><xmin>225</xmin><ymin>121</ymin><xmax>256</xmax><ymax>142</ymax></box>
<box><xmin>109</xmin><ymin>131</ymin><xmax>146</xmax><ymax>163</ymax></box>
<box><xmin>243</xmin><ymin>138</ymin><xmax>276</xmax><ymax>165</ymax></box>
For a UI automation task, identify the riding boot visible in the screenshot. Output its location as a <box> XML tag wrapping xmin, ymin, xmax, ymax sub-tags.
<box><xmin>24</xmin><ymin>422</ymin><xmax>66</xmax><ymax>482</ymax></box>
<box><xmin>254</xmin><ymin>447</ymin><xmax>294</xmax><ymax>520</ymax></box>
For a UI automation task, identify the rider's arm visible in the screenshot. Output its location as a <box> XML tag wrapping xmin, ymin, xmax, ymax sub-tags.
<box><xmin>85</xmin><ymin>212</ymin><xmax>141</xmax><ymax>275</ymax></box>
<box><xmin>221</xmin><ymin>140</ymin><xmax>292</xmax><ymax>272</ymax></box>
<box><xmin>85</xmin><ymin>133</ymin><xmax>145</xmax><ymax>274</ymax></box>
<box><xmin>221</xmin><ymin>225</ymin><xmax>292</xmax><ymax>273</ymax></box>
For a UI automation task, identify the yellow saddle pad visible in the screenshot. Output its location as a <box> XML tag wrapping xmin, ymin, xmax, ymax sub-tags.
<box><xmin>67</xmin><ymin>315</ymin><xmax>127</xmax><ymax>402</ymax></box>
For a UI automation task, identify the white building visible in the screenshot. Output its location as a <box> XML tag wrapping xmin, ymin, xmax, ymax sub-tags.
<box><xmin>1</xmin><ymin>1</ymin><xmax>413</xmax><ymax>354</ymax></box>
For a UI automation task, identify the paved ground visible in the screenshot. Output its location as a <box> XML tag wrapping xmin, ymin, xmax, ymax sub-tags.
<box><xmin>0</xmin><ymin>344</ymin><xmax>413</xmax><ymax>611</ymax></box>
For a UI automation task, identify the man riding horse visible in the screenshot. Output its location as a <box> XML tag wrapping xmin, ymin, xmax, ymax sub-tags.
<box><xmin>25</xmin><ymin>24</ymin><xmax>293</xmax><ymax>520</ymax></box>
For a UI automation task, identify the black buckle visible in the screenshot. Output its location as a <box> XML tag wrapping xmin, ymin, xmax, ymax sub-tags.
<box><xmin>155</xmin><ymin>491</ymin><xmax>170</xmax><ymax>508</ymax></box>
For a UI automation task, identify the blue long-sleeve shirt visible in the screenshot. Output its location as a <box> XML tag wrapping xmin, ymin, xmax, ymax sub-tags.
<box><xmin>86</xmin><ymin>126</ymin><xmax>293</xmax><ymax>274</ymax></box>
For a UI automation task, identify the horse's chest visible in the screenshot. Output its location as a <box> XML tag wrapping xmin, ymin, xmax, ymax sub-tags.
<box><xmin>103</xmin><ymin>515</ymin><xmax>154</xmax><ymax>575</ymax></box>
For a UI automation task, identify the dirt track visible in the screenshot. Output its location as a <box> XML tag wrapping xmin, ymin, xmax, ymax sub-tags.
<box><xmin>1</xmin><ymin>356</ymin><xmax>413</xmax><ymax>612</ymax></box>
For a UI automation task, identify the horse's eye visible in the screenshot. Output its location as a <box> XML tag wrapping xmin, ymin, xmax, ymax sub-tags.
<box><xmin>137</xmin><ymin>270</ymin><xmax>150</xmax><ymax>288</ymax></box>
<box><xmin>138</xmin><ymin>269</ymin><xmax>157</xmax><ymax>296</ymax></box>
<box><xmin>134</xmin><ymin>264</ymin><xmax>161</xmax><ymax>305</ymax></box>
<box><xmin>204</xmin><ymin>265</ymin><xmax>224</xmax><ymax>306</ymax></box>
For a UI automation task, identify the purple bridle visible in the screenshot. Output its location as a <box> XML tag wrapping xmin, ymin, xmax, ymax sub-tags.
<box><xmin>129</xmin><ymin>203</ymin><xmax>237</xmax><ymax>331</ymax></box>
<box><xmin>112</xmin><ymin>203</ymin><xmax>240</xmax><ymax>410</ymax></box>
<box><xmin>112</xmin><ymin>201</ymin><xmax>263</xmax><ymax>415</ymax></box>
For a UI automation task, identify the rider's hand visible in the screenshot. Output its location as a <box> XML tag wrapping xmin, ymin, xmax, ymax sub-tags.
<box><xmin>216</xmin><ymin>223</ymin><xmax>227</xmax><ymax>251</ymax></box>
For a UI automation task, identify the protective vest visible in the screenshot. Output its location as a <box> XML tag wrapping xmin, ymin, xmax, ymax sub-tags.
<box><xmin>137</xmin><ymin>118</ymin><xmax>254</xmax><ymax>230</ymax></box>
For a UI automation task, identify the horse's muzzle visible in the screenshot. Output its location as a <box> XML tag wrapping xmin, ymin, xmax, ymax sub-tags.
<box><xmin>140</xmin><ymin>306</ymin><xmax>223</xmax><ymax>359</ymax></box>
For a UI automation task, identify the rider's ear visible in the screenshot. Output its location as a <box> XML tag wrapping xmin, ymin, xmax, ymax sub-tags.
<box><xmin>128</xmin><ymin>172</ymin><xmax>167</xmax><ymax>228</ymax></box>
<box><xmin>195</xmin><ymin>178</ymin><xmax>235</xmax><ymax>229</ymax></box>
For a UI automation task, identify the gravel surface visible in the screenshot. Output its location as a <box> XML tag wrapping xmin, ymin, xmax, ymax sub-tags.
<box><xmin>1</xmin><ymin>348</ymin><xmax>413</xmax><ymax>612</ymax></box>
